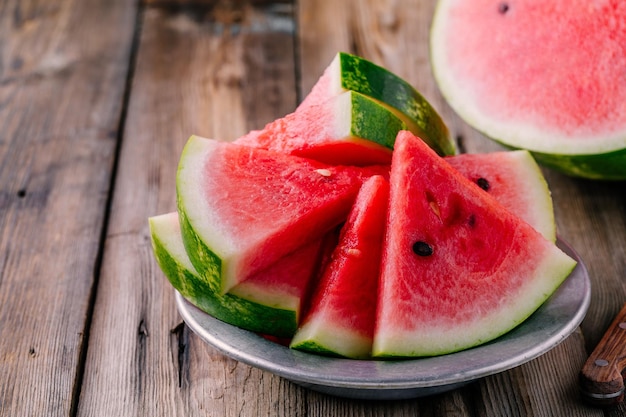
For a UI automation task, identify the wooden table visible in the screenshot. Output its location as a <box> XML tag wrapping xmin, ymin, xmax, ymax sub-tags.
<box><xmin>1</xmin><ymin>0</ymin><xmax>624</xmax><ymax>415</ymax></box>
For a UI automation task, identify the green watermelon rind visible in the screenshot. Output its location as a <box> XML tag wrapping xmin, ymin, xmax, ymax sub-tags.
<box><xmin>237</xmin><ymin>90</ymin><xmax>407</xmax><ymax>163</ymax></box>
<box><xmin>457</xmin><ymin>127</ymin><xmax>626</xmax><ymax>180</ymax></box>
<box><xmin>176</xmin><ymin>137</ymin><xmax>255</xmax><ymax>295</ymax></box>
<box><xmin>288</xmin><ymin>340</ymin><xmax>346</xmax><ymax>358</ymax></box>
<box><xmin>345</xmin><ymin>91</ymin><xmax>407</xmax><ymax>150</ymax></box>
<box><xmin>149</xmin><ymin>213</ymin><xmax>298</xmax><ymax>338</ymax></box>
<box><xmin>177</xmin><ymin>197</ymin><xmax>223</xmax><ymax>289</ymax></box>
<box><xmin>527</xmin><ymin>148</ymin><xmax>626</xmax><ymax>181</ymax></box>
<box><xmin>429</xmin><ymin>2</ymin><xmax>626</xmax><ymax>180</ymax></box>
<box><xmin>331</xmin><ymin>52</ymin><xmax>457</xmax><ymax>156</ymax></box>
<box><xmin>290</xmin><ymin>318</ymin><xmax>373</xmax><ymax>359</ymax></box>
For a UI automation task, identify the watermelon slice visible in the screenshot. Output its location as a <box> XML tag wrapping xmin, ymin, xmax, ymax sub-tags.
<box><xmin>149</xmin><ymin>212</ymin><xmax>325</xmax><ymax>337</ymax></box>
<box><xmin>445</xmin><ymin>150</ymin><xmax>556</xmax><ymax>242</ymax></box>
<box><xmin>228</xmin><ymin>230</ymin><xmax>336</xmax><ymax>320</ymax></box>
<box><xmin>300</xmin><ymin>52</ymin><xmax>457</xmax><ymax>157</ymax></box>
<box><xmin>290</xmin><ymin>175</ymin><xmax>389</xmax><ymax>359</ymax></box>
<box><xmin>236</xmin><ymin>91</ymin><xmax>403</xmax><ymax>166</ymax></box>
<box><xmin>430</xmin><ymin>0</ymin><xmax>626</xmax><ymax>179</ymax></box>
<box><xmin>372</xmin><ymin>131</ymin><xmax>577</xmax><ymax>358</ymax></box>
<box><xmin>176</xmin><ymin>135</ymin><xmax>386</xmax><ymax>294</ymax></box>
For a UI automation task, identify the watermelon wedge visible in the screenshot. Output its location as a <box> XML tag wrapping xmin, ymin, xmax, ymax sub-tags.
<box><xmin>236</xmin><ymin>91</ymin><xmax>403</xmax><ymax>166</ymax></box>
<box><xmin>372</xmin><ymin>131</ymin><xmax>577</xmax><ymax>358</ymax></box>
<box><xmin>290</xmin><ymin>175</ymin><xmax>389</xmax><ymax>359</ymax></box>
<box><xmin>149</xmin><ymin>212</ymin><xmax>324</xmax><ymax>337</ymax></box>
<box><xmin>430</xmin><ymin>0</ymin><xmax>626</xmax><ymax>179</ymax></box>
<box><xmin>228</xmin><ymin>231</ymin><xmax>335</xmax><ymax>321</ymax></box>
<box><xmin>300</xmin><ymin>52</ymin><xmax>457</xmax><ymax>157</ymax></box>
<box><xmin>176</xmin><ymin>136</ymin><xmax>386</xmax><ymax>293</ymax></box>
<box><xmin>446</xmin><ymin>150</ymin><xmax>556</xmax><ymax>242</ymax></box>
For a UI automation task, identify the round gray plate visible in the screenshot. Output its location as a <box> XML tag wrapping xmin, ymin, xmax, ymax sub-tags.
<box><xmin>176</xmin><ymin>239</ymin><xmax>590</xmax><ymax>400</ymax></box>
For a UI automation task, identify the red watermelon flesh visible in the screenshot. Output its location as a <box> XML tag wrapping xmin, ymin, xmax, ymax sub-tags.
<box><xmin>235</xmin><ymin>91</ymin><xmax>402</xmax><ymax>166</ymax></box>
<box><xmin>445</xmin><ymin>151</ymin><xmax>556</xmax><ymax>242</ymax></box>
<box><xmin>228</xmin><ymin>237</ymin><xmax>326</xmax><ymax>322</ymax></box>
<box><xmin>177</xmin><ymin>136</ymin><xmax>388</xmax><ymax>293</ymax></box>
<box><xmin>149</xmin><ymin>212</ymin><xmax>325</xmax><ymax>337</ymax></box>
<box><xmin>297</xmin><ymin>52</ymin><xmax>457</xmax><ymax>157</ymax></box>
<box><xmin>290</xmin><ymin>175</ymin><xmax>389</xmax><ymax>358</ymax></box>
<box><xmin>372</xmin><ymin>131</ymin><xmax>577</xmax><ymax>357</ymax></box>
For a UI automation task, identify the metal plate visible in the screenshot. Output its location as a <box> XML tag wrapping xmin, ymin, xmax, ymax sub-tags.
<box><xmin>176</xmin><ymin>238</ymin><xmax>590</xmax><ymax>400</ymax></box>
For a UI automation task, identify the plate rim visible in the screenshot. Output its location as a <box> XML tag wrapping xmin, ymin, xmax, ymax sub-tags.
<box><xmin>175</xmin><ymin>238</ymin><xmax>590</xmax><ymax>393</ymax></box>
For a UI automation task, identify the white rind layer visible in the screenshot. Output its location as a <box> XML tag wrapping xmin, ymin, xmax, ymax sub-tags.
<box><xmin>176</xmin><ymin>136</ymin><xmax>244</xmax><ymax>293</ymax></box>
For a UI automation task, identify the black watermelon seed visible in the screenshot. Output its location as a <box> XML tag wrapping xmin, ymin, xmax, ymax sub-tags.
<box><xmin>498</xmin><ymin>2</ymin><xmax>510</xmax><ymax>14</ymax></box>
<box><xmin>476</xmin><ymin>177</ymin><xmax>490</xmax><ymax>191</ymax></box>
<box><xmin>468</xmin><ymin>214</ymin><xmax>477</xmax><ymax>228</ymax></box>
<box><xmin>413</xmin><ymin>241</ymin><xmax>434</xmax><ymax>257</ymax></box>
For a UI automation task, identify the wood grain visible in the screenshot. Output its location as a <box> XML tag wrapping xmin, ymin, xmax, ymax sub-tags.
<box><xmin>75</xmin><ymin>3</ymin><xmax>299</xmax><ymax>416</ymax></box>
<box><xmin>0</xmin><ymin>0</ymin><xmax>136</xmax><ymax>415</ymax></box>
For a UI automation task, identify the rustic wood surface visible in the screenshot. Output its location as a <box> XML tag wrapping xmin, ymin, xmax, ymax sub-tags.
<box><xmin>0</xmin><ymin>0</ymin><xmax>624</xmax><ymax>416</ymax></box>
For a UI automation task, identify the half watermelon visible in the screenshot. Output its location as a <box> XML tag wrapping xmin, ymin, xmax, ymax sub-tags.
<box><xmin>149</xmin><ymin>212</ymin><xmax>325</xmax><ymax>337</ymax></box>
<box><xmin>372</xmin><ymin>131</ymin><xmax>577</xmax><ymax>357</ymax></box>
<box><xmin>176</xmin><ymin>135</ymin><xmax>386</xmax><ymax>294</ymax></box>
<box><xmin>430</xmin><ymin>0</ymin><xmax>626</xmax><ymax>179</ymax></box>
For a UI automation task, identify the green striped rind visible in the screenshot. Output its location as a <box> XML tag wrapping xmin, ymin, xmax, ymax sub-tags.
<box><xmin>336</xmin><ymin>52</ymin><xmax>457</xmax><ymax>156</ymax></box>
<box><xmin>347</xmin><ymin>91</ymin><xmax>407</xmax><ymax>150</ymax></box>
<box><xmin>149</xmin><ymin>212</ymin><xmax>297</xmax><ymax>337</ymax></box>
<box><xmin>289</xmin><ymin>340</ymin><xmax>346</xmax><ymax>358</ymax></box>
<box><xmin>175</xmin><ymin>137</ymin><xmax>245</xmax><ymax>294</ymax></box>
<box><xmin>176</xmin><ymin>193</ymin><xmax>223</xmax><ymax>291</ymax></box>
<box><xmin>290</xmin><ymin>319</ymin><xmax>372</xmax><ymax>359</ymax></box>
<box><xmin>528</xmin><ymin>148</ymin><xmax>626</xmax><ymax>180</ymax></box>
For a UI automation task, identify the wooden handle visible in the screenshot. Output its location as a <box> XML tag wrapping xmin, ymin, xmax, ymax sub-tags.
<box><xmin>580</xmin><ymin>302</ymin><xmax>626</xmax><ymax>406</ymax></box>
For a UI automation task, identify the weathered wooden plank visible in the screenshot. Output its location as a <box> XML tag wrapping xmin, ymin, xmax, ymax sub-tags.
<box><xmin>547</xmin><ymin>173</ymin><xmax>626</xmax><ymax>351</ymax></box>
<box><xmin>473</xmin><ymin>331</ymin><xmax>602</xmax><ymax>417</ymax></box>
<box><xmin>0</xmin><ymin>0</ymin><xmax>136</xmax><ymax>415</ymax></box>
<box><xmin>75</xmin><ymin>3</ymin><xmax>302</xmax><ymax>416</ymax></box>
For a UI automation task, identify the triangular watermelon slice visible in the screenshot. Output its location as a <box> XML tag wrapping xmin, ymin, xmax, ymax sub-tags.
<box><xmin>228</xmin><ymin>229</ymin><xmax>339</xmax><ymax>322</ymax></box>
<box><xmin>290</xmin><ymin>175</ymin><xmax>389</xmax><ymax>359</ymax></box>
<box><xmin>149</xmin><ymin>212</ymin><xmax>326</xmax><ymax>337</ymax></box>
<box><xmin>372</xmin><ymin>131</ymin><xmax>577</xmax><ymax>358</ymax></box>
<box><xmin>446</xmin><ymin>150</ymin><xmax>556</xmax><ymax>242</ymax></box>
<box><xmin>176</xmin><ymin>136</ymin><xmax>387</xmax><ymax>293</ymax></box>
<box><xmin>299</xmin><ymin>52</ymin><xmax>457</xmax><ymax>157</ymax></box>
<box><xmin>236</xmin><ymin>91</ymin><xmax>403</xmax><ymax>166</ymax></box>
